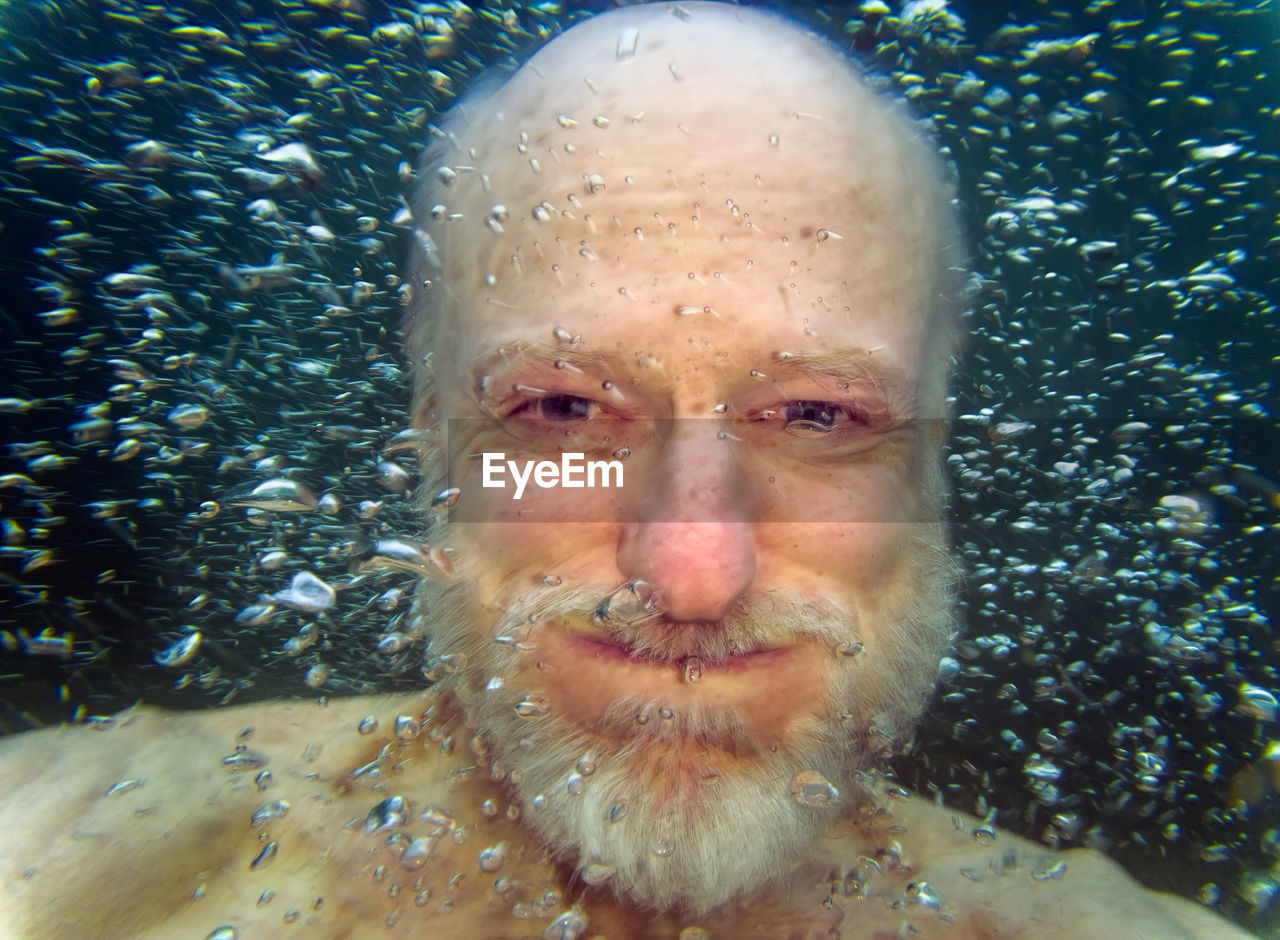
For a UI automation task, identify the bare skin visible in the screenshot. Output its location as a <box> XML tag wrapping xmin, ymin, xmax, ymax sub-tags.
<box><xmin>0</xmin><ymin>692</ymin><xmax>1249</xmax><ymax>939</ymax></box>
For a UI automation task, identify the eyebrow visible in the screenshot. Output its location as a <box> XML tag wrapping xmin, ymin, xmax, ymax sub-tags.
<box><xmin>468</xmin><ymin>342</ymin><xmax>917</xmax><ymax>404</ymax></box>
<box><xmin>468</xmin><ymin>342</ymin><xmax>613</xmax><ymax>391</ymax></box>
<box><xmin>765</xmin><ymin>349</ymin><xmax>918</xmax><ymax>402</ymax></box>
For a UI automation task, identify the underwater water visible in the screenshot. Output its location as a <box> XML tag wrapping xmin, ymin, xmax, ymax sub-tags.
<box><xmin>0</xmin><ymin>0</ymin><xmax>1277</xmax><ymax>933</ymax></box>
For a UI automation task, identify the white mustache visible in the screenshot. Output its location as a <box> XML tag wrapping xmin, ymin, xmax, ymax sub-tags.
<box><xmin>496</xmin><ymin>585</ymin><xmax>857</xmax><ymax>666</ymax></box>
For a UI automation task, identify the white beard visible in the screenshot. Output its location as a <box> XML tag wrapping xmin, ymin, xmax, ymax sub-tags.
<box><xmin>414</xmin><ymin>541</ymin><xmax>957</xmax><ymax>915</ymax></box>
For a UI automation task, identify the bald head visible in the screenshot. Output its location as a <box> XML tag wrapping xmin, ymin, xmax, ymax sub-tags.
<box><xmin>406</xmin><ymin>2</ymin><xmax>961</xmax><ymax>414</ymax></box>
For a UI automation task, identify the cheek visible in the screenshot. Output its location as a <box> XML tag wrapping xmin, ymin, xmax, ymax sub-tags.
<box><xmin>453</xmin><ymin>521</ymin><xmax>619</xmax><ymax>601</ymax></box>
<box><xmin>754</xmin><ymin>521</ymin><xmax>913</xmax><ymax>595</ymax></box>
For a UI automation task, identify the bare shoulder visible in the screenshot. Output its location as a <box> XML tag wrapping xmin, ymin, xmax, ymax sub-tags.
<box><xmin>824</xmin><ymin>793</ymin><xmax>1258</xmax><ymax>939</ymax></box>
<box><xmin>0</xmin><ymin>691</ymin><xmax>433</xmax><ymax>938</ymax></box>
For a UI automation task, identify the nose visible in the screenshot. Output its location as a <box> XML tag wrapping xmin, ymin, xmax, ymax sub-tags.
<box><xmin>616</xmin><ymin>424</ymin><xmax>756</xmax><ymax>622</ymax></box>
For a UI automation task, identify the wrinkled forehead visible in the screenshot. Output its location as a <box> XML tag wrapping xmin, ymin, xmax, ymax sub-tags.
<box><xmin>411</xmin><ymin>3</ymin><xmax>952</xmax><ymax>402</ymax></box>
<box><xmin>428</xmin><ymin>3</ymin><xmax>931</xmax><ymax>241</ymax></box>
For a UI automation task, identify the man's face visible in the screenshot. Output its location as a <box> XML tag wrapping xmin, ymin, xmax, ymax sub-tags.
<box><xmin>412</xmin><ymin>3</ymin><xmax>957</xmax><ymax>913</ymax></box>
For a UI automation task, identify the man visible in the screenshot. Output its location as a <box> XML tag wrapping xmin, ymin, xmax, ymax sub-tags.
<box><xmin>0</xmin><ymin>4</ymin><xmax>1252</xmax><ymax>938</ymax></box>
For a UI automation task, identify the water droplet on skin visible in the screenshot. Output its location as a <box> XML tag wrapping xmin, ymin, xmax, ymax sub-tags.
<box><xmin>608</xmin><ymin>801</ymin><xmax>628</xmax><ymax>823</ymax></box>
<box><xmin>251</xmin><ymin>800</ymin><xmax>290</xmax><ymax>828</ymax></box>
<box><xmin>515</xmin><ymin>695</ymin><xmax>551</xmax><ymax>718</ymax></box>
<box><xmin>815</xmin><ymin>228</ymin><xmax>843</xmax><ymax>242</ymax></box>
<box><xmin>566</xmin><ymin>772</ymin><xmax>584</xmax><ymax>796</ymax></box>
<box><xmin>581</xmin><ymin>863</ymin><xmax>616</xmax><ymax>886</ymax></box>
<box><xmin>543</xmin><ymin>905</ymin><xmax>589</xmax><ymax>940</ymax></box>
<box><xmin>415</xmin><ymin>890</ymin><xmax>432</xmax><ymax>907</ymax></box>
<box><xmin>659</xmin><ymin>706</ymin><xmax>674</xmax><ymax>720</ymax></box>
<box><xmin>594</xmin><ymin>580</ymin><xmax>662</xmax><ymax>628</ymax></box>
<box><xmin>366</xmin><ymin>796</ymin><xmax>408</xmax><ymax>835</ymax></box>
<box><xmin>768</xmin><ymin>133</ymin><xmax>780</xmax><ymax>147</ymax></box>
<box><xmin>616</xmin><ymin>25</ymin><xmax>639</xmax><ymax>62</ymax></box>
<box><xmin>906</xmin><ymin>881</ymin><xmax>945</xmax><ymax>910</ymax></box>
<box><xmin>250</xmin><ymin>841</ymin><xmax>278</xmax><ymax>870</ymax></box>
<box><xmin>576</xmin><ymin>755</ymin><xmax>596</xmax><ymax>776</ymax></box>
<box><xmin>532</xmin><ymin>793</ymin><xmax>548</xmax><ymax>812</ymax></box>
<box><xmin>683</xmin><ymin>657</ymin><xmax>702</xmax><ymax>685</ymax></box>
<box><xmin>481</xmin><ymin>799</ymin><xmax>498</xmax><ymax>818</ymax></box>
<box><xmin>478</xmin><ymin>843</ymin><xmax>507</xmax><ymax>873</ymax></box>
<box><xmin>649</xmin><ymin>826</ymin><xmax>676</xmax><ymax>857</ymax></box>
<box><xmin>431</xmin><ymin>487</ymin><xmax>460</xmax><ymax>511</ymax></box>
<box><xmin>400</xmin><ymin>838</ymin><xmax>433</xmax><ymax>871</ymax></box>
<box><xmin>1031</xmin><ymin>859</ymin><xmax>1068</xmax><ymax>882</ymax></box>
<box><xmin>255</xmin><ymin>770</ymin><xmax>273</xmax><ymax>792</ymax></box>
<box><xmin>395</xmin><ymin>715</ymin><xmax>419</xmax><ymax>739</ymax></box>
<box><xmin>790</xmin><ymin>770</ymin><xmax>840</xmax><ymax>808</ymax></box>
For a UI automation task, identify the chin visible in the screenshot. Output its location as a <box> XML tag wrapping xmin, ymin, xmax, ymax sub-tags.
<box><xmin>415</xmin><ymin>538</ymin><xmax>959</xmax><ymax>913</ymax></box>
<box><xmin>470</xmin><ymin>679</ymin><xmax>849</xmax><ymax>916</ymax></box>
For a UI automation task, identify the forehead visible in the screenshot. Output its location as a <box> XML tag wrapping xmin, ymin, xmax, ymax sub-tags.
<box><xmin>420</xmin><ymin>4</ymin><xmax>947</xmax><ymax>387</ymax></box>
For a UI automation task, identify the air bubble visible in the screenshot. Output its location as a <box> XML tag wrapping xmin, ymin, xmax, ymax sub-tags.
<box><xmin>478</xmin><ymin>844</ymin><xmax>507</xmax><ymax>873</ymax></box>
<box><xmin>768</xmin><ymin>133</ymin><xmax>779</xmax><ymax>147</ymax></box>
<box><xmin>366</xmin><ymin>796</ymin><xmax>408</xmax><ymax>835</ymax></box>
<box><xmin>616</xmin><ymin>25</ymin><xmax>639</xmax><ymax>62</ymax></box>
<box><xmin>683</xmin><ymin>657</ymin><xmax>702</xmax><ymax>685</ymax></box>
<box><xmin>515</xmin><ymin>695</ymin><xmax>551</xmax><ymax>718</ymax></box>
<box><xmin>649</xmin><ymin>824</ymin><xmax>676</xmax><ymax>857</ymax></box>
<box><xmin>582</xmin><ymin>863</ymin><xmax>615</xmax><ymax>886</ymax></box>
<box><xmin>400</xmin><ymin>838</ymin><xmax>433</xmax><ymax>871</ymax></box>
<box><xmin>594</xmin><ymin>580</ymin><xmax>662</xmax><ymax>628</ymax></box>
<box><xmin>790</xmin><ymin>770</ymin><xmax>840</xmax><ymax>807</ymax></box>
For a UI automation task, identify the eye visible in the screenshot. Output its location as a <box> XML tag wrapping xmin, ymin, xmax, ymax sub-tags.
<box><xmin>777</xmin><ymin>400</ymin><xmax>861</xmax><ymax>438</ymax></box>
<box><xmin>512</xmin><ymin>393</ymin><xmax>596</xmax><ymax>422</ymax></box>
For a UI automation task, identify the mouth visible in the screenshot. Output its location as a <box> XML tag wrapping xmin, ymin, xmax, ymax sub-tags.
<box><xmin>553</xmin><ymin>611</ymin><xmax>792</xmax><ymax>673</ymax></box>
